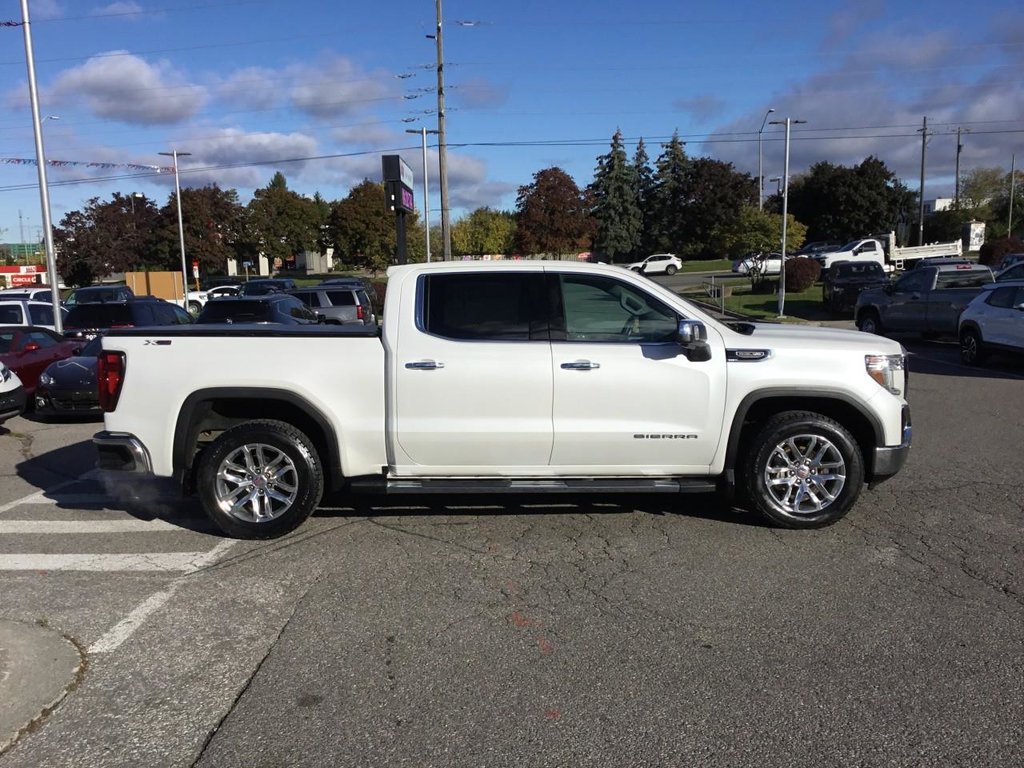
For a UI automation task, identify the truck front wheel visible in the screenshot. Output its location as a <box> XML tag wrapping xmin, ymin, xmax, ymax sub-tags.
<box><xmin>743</xmin><ymin>411</ymin><xmax>864</xmax><ymax>529</ymax></box>
<box><xmin>196</xmin><ymin>419</ymin><xmax>324</xmax><ymax>539</ymax></box>
<box><xmin>857</xmin><ymin>310</ymin><xmax>883</xmax><ymax>335</ymax></box>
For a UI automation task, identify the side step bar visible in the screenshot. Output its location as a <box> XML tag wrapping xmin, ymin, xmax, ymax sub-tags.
<box><xmin>350</xmin><ymin>477</ymin><xmax>718</xmax><ymax>495</ymax></box>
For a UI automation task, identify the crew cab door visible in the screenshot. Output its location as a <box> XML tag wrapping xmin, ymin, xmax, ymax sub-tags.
<box><xmin>391</xmin><ymin>270</ymin><xmax>553</xmax><ymax>473</ymax></box>
<box><xmin>546</xmin><ymin>271</ymin><xmax>727</xmax><ymax>473</ymax></box>
<box><xmin>882</xmin><ymin>269</ymin><xmax>933</xmax><ymax>331</ymax></box>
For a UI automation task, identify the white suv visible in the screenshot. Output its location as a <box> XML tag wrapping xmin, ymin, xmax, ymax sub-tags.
<box><xmin>958</xmin><ymin>279</ymin><xmax>1024</xmax><ymax>365</ymax></box>
<box><xmin>625</xmin><ymin>253</ymin><xmax>682</xmax><ymax>276</ymax></box>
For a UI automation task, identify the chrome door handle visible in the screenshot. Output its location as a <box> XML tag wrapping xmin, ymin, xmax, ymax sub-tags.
<box><xmin>405</xmin><ymin>360</ymin><xmax>445</xmax><ymax>370</ymax></box>
<box><xmin>560</xmin><ymin>360</ymin><xmax>600</xmax><ymax>370</ymax></box>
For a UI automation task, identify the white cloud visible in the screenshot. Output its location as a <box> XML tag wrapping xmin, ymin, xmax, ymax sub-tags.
<box><xmin>92</xmin><ymin>1</ymin><xmax>143</xmax><ymax>18</ymax></box>
<box><xmin>48</xmin><ymin>53</ymin><xmax>206</xmax><ymax>125</ymax></box>
<box><xmin>216</xmin><ymin>67</ymin><xmax>281</xmax><ymax>110</ymax></box>
<box><xmin>286</xmin><ymin>56</ymin><xmax>394</xmax><ymax>119</ymax></box>
<box><xmin>29</xmin><ymin>0</ymin><xmax>63</xmax><ymax>19</ymax></box>
<box><xmin>171</xmin><ymin>128</ymin><xmax>320</xmax><ymax>190</ymax></box>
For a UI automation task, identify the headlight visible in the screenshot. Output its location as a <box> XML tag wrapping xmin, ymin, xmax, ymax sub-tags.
<box><xmin>39</xmin><ymin>372</ymin><xmax>53</xmax><ymax>387</ymax></box>
<box><xmin>0</xmin><ymin>363</ymin><xmax>9</xmax><ymax>383</ymax></box>
<box><xmin>865</xmin><ymin>354</ymin><xmax>906</xmax><ymax>396</ymax></box>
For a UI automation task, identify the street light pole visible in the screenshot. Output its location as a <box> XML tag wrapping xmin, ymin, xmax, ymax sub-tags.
<box><xmin>769</xmin><ymin>117</ymin><xmax>806</xmax><ymax>318</ymax></box>
<box><xmin>158</xmin><ymin>150</ymin><xmax>191</xmax><ymax>303</ymax></box>
<box><xmin>19</xmin><ymin>0</ymin><xmax>62</xmax><ymax>331</ymax></box>
<box><xmin>758</xmin><ymin>108</ymin><xmax>774</xmax><ymax>211</ymax></box>
<box><xmin>406</xmin><ymin>127</ymin><xmax>438</xmax><ymax>262</ymax></box>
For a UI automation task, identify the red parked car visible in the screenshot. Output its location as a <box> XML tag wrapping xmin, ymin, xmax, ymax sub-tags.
<box><xmin>0</xmin><ymin>326</ymin><xmax>83</xmax><ymax>397</ymax></box>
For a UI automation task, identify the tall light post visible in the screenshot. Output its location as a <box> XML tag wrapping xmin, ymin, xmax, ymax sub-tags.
<box><xmin>158</xmin><ymin>150</ymin><xmax>191</xmax><ymax>302</ymax></box>
<box><xmin>769</xmin><ymin>117</ymin><xmax>806</xmax><ymax>318</ymax></box>
<box><xmin>758</xmin><ymin>108</ymin><xmax>774</xmax><ymax>211</ymax></box>
<box><xmin>406</xmin><ymin>127</ymin><xmax>439</xmax><ymax>262</ymax></box>
<box><xmin>19</xmin><ymin>0</ymin><xmax>62</xmax><ymax>331</ymax></box>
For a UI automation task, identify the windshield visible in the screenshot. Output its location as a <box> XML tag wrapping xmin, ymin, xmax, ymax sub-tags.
<box><xmin>837</xmin><ymin>240</ymin><xmax>861</xmax><ymax>251</ymax></box>
<box><xmin>197</xmin><ymin>300</ymin><xmax>272</xmax><ymax>323</ymax></box>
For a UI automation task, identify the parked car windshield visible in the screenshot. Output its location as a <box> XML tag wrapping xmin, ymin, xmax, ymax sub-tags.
<box><xmin>196</xmin><ymin>300</ymin><xmax>273</xmax><ymax>323</ymax></box>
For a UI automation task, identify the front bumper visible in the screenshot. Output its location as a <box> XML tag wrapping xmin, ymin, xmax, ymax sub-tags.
<box><xmin>93</xmin><ymin>431</ymin><xmax>153</xmax><ymax>474</ymax></box>
<box><xmin>0</xmin><ymin>384</ymin><xmax>27</xmax><ymax>424</ymax></box>
<box><xmin>870</xmin><ymin>404</ymin><xmax>912</xmax><ymax>484</ymax></box>
<box><xmin>36</xmin><ymin>387</ymin><xmax>101</xmax><ymax>414</ymax></box>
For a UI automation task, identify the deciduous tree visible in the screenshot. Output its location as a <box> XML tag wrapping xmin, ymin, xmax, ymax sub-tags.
<box><xmin>514</xmin><ymin>167</ymin><xmax>593</xmax><ymax>256</ymax></box>
<box><xmin>451</xmin><ymin>207</ymin><xmax>516</xmax><ymax>256</ymax></box>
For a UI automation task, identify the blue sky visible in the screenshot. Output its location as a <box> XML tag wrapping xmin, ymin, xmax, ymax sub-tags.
<box><xmin>2</xmin><ymin>0</ymin><xmax>1023</xmax><ymax>244</ymax></box>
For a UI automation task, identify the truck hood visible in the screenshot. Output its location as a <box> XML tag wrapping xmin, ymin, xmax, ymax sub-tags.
<box><xmin>728</xmin><ymin>322</ymin><xmax>903</xmax><ymax>354</ymax></box>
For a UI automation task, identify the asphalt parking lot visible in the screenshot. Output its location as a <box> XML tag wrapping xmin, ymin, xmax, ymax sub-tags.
<box><xmin>0</xmin><ymin>335</ymin><xmax>1021</xmax><ymax>767</ymax></box>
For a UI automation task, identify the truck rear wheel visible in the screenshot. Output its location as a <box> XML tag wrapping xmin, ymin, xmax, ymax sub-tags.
<box><xmin>857</xmin><ymin>310</ymin><xmax>883</xmax><ymax>335</ymax></box>
<box><xmin>196</xmin><ymin>419</ymin><xmax>324</xmax><ymax>539</ymax></box>
<box><xmin>743</xmin><ymin>411</ymin><xmax>864</xmax><ymax>529</ymax></box>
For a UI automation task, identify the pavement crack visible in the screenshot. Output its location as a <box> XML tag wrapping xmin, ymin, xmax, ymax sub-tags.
<box><xmin>188</xmin><ymin>570</ymin><xmax>327</xmax><ymax>768</ymax></box>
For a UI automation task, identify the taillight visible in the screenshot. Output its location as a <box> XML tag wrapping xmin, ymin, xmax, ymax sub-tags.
<box><xmin>356</xmin><ymin>305</ymin><xmax>364</xmax><ymax>321</ymax></box>
<box><xmin>97</xmin><ymin>351</ymin><xmax>126</xmax><ymax>412</ymax></box>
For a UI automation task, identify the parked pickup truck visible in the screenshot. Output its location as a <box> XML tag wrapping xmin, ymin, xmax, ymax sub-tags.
<box><xmin>816</xmin><ymin>231</ymin><xmax>963</xmax><ymax>272</ymax></box>
<box><xmin>93</xmin><ymin>261</ymin><xmax>912</xmax><ymax>539</ymax></box>
<box><xmin>855</xmin><ymin>262</ymin><xmax>994</xmax><ymax>336</ymax></box>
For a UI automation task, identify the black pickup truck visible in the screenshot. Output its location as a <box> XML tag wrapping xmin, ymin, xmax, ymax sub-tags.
<box><xmin>855</xmin><ymin>262</ymin><xmax>993</xmax><ymax>336</ymax></box>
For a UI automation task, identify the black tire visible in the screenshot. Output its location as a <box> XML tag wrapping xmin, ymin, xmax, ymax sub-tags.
<box><xmin>187</xmin><ymin>300</ymin><xmax>202</xmax><ymax>316</ymax></box>
<box><xmin>857</xmin><ymin>309</ymin><xmax>883</xmax><ymax>335</ymax></box>
<box><xmin>196</xmin><ymin>419</ymin><xmax>324</xmax><ymax>539</ymax></box>
<box><xmin>742</xmin><ymin>411</ymin><xmax>864</xmax><ymax>529</ymax></box>
<box><xmin>665</xmin><ymin>264</ymin><xmax>678</xmax><ymax>276</ymax></box>
<box><xmin>959</xmin><ymin>326</ymin><xmax>988</xmax><ymax>366</ymax></box>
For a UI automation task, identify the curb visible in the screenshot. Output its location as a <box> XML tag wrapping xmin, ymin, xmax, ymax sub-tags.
<box><xmin>0</xmin><ymin>619</ymin><xmax>83</xmax><ymax>755</ymax></box>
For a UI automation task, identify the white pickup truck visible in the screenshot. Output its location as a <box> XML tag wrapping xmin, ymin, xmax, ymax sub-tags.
<box><xmin>816</xmin><ymin>231</ymin><xmax>963</xmax><ymax>272</ymax></box>
<box><xmin>93</xmin><ymin>261</ymin><xmax>912</xmax><ymax>539</ymax></box>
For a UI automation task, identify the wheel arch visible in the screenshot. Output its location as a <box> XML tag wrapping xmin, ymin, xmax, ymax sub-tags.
<box><xmin>173</xmin><ymin>388</ymin><xmax>342</xmax><ymax>493</ymax></box>
<box><xmin>724</xmin><ymin>389</ymin><xmax>885</xmax><ymax>485</ymax></box>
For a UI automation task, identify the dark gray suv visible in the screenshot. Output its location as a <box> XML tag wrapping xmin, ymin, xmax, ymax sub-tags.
<box><xmin>288</xmin><ymin>285</ymin><xmax>376</xmax><ymax>325</ymax></box>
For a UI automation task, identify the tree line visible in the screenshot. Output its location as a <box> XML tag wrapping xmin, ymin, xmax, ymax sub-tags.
<box><xmin>41</xmin><ymin>133</ymin><xmax>1024</xmax><ymax>286</ymax></box>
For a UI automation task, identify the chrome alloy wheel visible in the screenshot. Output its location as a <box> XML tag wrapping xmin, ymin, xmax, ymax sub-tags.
<box><xmin>763</xmin><ymin>433</ymin><xmax>847</xmax><ymax>517</ymax></box>
<box><xmin>214</xmin><ymin>442</ymin><xmax>300</xmax><ymax>523</ymax></box>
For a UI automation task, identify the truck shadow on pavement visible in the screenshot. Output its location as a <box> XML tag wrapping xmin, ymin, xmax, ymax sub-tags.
<box><xmin>326</xmin><ymin>492</ymin><xmax>765</xmax><ymax>529</ymax></box>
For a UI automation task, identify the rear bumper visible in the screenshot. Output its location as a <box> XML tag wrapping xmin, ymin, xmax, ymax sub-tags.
<box><xmin>93</xmin><ymin>431</ymin><xmax>153</xmax><ymax>474</ymax></box>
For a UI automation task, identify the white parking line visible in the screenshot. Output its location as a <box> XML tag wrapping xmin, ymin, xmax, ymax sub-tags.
<box><xmin>88</xmin><ymin>540</ymin><xmax>236</xmax><ymax>654</ymax></box>
<box><xmin>0</xmin><ymin>520</ymin><xmax>181</xmax><ymax>534</ymax></box>
<box><xmin>0</xmin><ymin>552</ymin><xmax>218</xmax><ymax>571</ymax></box>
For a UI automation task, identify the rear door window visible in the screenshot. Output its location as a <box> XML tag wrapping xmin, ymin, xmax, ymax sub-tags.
<box><xmin>0</xmin><ymin>305</ymin><xmax>24</xmax><ymax>324</ymax></box>
<box><xmin>325</xmin><ymin>291</ymin><xmax>356</xmax><ymax>306</ymax></box>
<box><xmin>421</xmin><ymin>273</ymin><xmax>546</xmax><ymax>341</ymax></box>
<box><xmin>28</xmin><ymin>304</ymin><xmax>55</xmax><ymax>325</ymax></box>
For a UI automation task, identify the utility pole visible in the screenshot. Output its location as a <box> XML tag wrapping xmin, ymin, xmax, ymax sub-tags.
<box><xmin>917</xmin><ymin>116</ymin><xmax>928</xmax><ymax>246</ymax></box>
<box><xmin>757</xmin><ymin>108</ymin><xmax>774</xmax><ymax>211</ymax></box>
<box><xmin>1010</xmin><ymin>154</ymin><xmax>1017</xmax><ymax>237</ymax></box>
<box><xmin>434</xmin><ymin>0</ymin><xmax>451</xmax><ymax>260</ymax></box>
<box><xmin>954</xmin><ymin>127</ymin><xmax>963</xmax><ymax>208</ymax></box>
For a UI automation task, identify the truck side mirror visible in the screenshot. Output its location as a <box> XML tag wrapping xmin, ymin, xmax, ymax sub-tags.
<box><xmin>677</xmin><ymin>319</ymin><xmax>711</xmax><ymax>362</ymax></box>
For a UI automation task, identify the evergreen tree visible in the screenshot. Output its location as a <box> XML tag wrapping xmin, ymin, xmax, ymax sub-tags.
<box><xmin>649</xmin><ymin>131</ymin><xmax>690</xmax><ymax>253</ymax></box>
<box><xmin>633</xmin><ymin>138</ymin><xmax>656</xmax><ymax>255</ymax></box>
<box><xmin>589</xmin><ymin>129</ymin><xmax>641</xmax><ymax>263</ymax></box>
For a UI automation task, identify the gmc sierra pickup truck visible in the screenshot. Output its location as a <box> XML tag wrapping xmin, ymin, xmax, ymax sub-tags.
<box><xmin>94</xmin><ymin>261</ymin><xmax>911</xmax><ymax>539</ymax></box>
<box><xmin>854</xmin><ymin>261</ymin><xmax>993</xmax><ymax>336</ymax></box>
